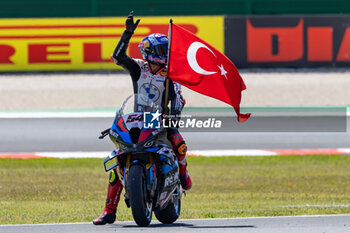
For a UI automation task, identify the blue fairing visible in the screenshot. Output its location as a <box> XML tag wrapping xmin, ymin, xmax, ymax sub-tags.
<box><xmin>147</xmin><ymin>164</ymin><xmax>155</xmax><ymax>186</ymax></box>
<box><xmin>111</xmin><ymin>122</ymin><xmax>132</xmax><ymax>144</ymax></box>
<box><xmin>160</xmin><ymin>155</ymin><xmax>179</xmax><ymax>174</ymax></box>
<box><xmin>118</xmin><ymin>131</ymin><xmax>132</xmax><ymax>144</ymax></box>
<box><xmin>145</xmin><ymin>147</ymin><xmax>160</xmax><ymax>152</ymax></box>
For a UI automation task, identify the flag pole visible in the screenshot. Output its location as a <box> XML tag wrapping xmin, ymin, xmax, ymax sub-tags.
<box><xmin>164</xmin><ymin>19</ymin><xmax>172</xmax><ymax>115</ymax></box>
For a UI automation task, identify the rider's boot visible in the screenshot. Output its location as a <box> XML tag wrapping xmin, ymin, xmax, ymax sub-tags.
<box><xmin>177</xmin><ymin>149</ymin><xmax>192</xmax><ymax>190</ymax></box>
<box><xmin>167</xmin><ymin>129</ymin><xmax>192</xmax><ymax>190</ymax></box>
<box><xmin>93</xmin><ymin>169</ymin><xmax>123</xmax><ymax>225</ymax></box>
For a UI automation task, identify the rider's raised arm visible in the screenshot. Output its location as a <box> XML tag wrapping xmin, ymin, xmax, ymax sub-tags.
<box><xmin>111</xmin><ymin>11</ymin><xmax>141</xmax><ymax>82</ymax></box>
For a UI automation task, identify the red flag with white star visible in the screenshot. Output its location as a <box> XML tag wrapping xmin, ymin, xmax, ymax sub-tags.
<box><xmin>168</xmin><ymin>23</ymin><xmax>250</xmax><ymax>122</ymax></box>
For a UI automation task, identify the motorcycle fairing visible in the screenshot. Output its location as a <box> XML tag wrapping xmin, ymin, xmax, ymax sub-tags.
<box><xmin>138</xmin><ymin>129</ymin><xmax>154</xmax><ymax>142</ymax></box>
<box><xmin>111</xmin><ymin>112</ymin><xmax>161</xmax><ymax>146</ymax></box>
<box><xmin>122</xmin><ymin>112</ymin><xmax>143</xmax><ymax>131</ymax></box>
<box><xmin>155</xmin><ymin>147</ymin><xmax>179</xmax><ymax>208</ymax></box>
<box><xmin>111</xmin><ymin>118</ymin><xmax>132</xmax><ymax>144</ymax></box>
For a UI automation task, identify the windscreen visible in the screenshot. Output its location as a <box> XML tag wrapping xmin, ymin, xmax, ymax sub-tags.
<box><xmin>117</xmin><ymin>94</ymin><xmax>162</xmax><ymax>117</ymax></box>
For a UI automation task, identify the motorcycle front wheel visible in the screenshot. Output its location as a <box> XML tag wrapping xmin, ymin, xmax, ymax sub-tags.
<box><xmin>127</xmin><ymin>164</ymin><xmax>153</xmax><ymax>227</ymax></box>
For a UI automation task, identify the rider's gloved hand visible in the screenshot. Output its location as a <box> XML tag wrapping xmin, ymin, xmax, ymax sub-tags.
<box><xmin>125</xmin><ymin>11</ymin><xmax>140</xmax><ymax>33</ymax></box>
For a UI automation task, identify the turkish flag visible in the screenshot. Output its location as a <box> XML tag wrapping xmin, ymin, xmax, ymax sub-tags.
<box><xmin>168</xmin><ymin>23</ymin><xmax>250</xmax><ymax>122</ymax></box>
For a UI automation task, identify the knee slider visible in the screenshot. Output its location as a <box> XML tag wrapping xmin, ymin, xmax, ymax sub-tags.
<box><xmin>109</xmin><ymin>169</ymin><xmax>119</xmax><ymax>186</ymax></box>
<box><xmin>176</xmin><ymin>141</ymin><xmax>187</xmax><ymax>157</ymax></box>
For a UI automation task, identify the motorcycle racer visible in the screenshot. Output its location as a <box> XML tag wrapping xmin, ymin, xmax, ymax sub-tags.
<box><xmin>93</xmin><ymin>11</ymin><xmax>191</xmax><ymax>225</ymax></box>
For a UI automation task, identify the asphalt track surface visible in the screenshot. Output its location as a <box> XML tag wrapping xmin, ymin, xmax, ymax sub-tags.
<box><xmin>0</xmin><ymin>115</ymin><xmax>349</xmax><ymax>152</ymax></box>
<box><xmin>1</xmin><ymin>215</ymin><xmax>350</xmax><ymax>233</ymax></box>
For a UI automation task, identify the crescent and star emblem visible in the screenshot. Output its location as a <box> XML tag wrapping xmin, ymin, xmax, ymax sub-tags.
<box><xmin>186</xmin><ymin>41</ymin><xmax>228</xmax><ymax>79</ymax></box>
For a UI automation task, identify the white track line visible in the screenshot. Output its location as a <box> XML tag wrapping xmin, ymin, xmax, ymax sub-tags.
<box><xmin>1</xmin><ymin>148</ymin><xmax>350</xmax><ymax>159</ymax></box>
<box><xmin>338</xmin><ymin>148</ymin><xmax>350</xmax><ymax>154</ymax></box>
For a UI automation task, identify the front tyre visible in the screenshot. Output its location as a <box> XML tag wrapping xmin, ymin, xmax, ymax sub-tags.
<box><xmin>154</xmin><ymin>186</ymin><xmax>181</xmax><ymax>224</ymax></box>
<box><xmin>127</xmin><ymin>164</ymin><xmax>153</xmax><ymax>227</ymax></box>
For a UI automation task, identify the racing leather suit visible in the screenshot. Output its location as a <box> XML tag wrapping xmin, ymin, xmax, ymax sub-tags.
<box><xmin>111</xmin><ymin>30</ymin><xmax>191</xmax><ymax>188</ymax></box>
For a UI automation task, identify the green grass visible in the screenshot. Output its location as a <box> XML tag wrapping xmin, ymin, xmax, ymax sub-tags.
<box><xmin>1</xmin><ymin>155</ymin><xmax>350</xmax><ymax>224</ymax></box>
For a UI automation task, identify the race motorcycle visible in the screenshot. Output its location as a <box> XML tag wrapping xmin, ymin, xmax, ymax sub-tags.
<box><xmin>100</xmin><ymin>94</ymin><xmax>182</xmax><ymax>227</ymax></box>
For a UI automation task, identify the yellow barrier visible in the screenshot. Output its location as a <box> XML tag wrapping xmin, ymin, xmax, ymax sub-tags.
<box><xmin>0</xmin><ymin>16</ymin><xmax>224</xmax><ymax>71</ymax></box>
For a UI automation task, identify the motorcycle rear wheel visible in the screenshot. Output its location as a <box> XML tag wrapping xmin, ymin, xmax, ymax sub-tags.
<box><xmin>127</xmin><ymin>164</ymin><xmax>153</xmax><ymax>227</ymax></box>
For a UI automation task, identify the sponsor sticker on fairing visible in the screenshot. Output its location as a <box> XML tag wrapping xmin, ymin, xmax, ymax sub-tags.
<box><xmin>159</xmin><ymin>191</ymin><xmax>167</xmax><ymax>200</ymax></box>
<box><xmin>164</xmin><ymin>172</ymin><xmax>178</xmax><ymax>187</ymax></box>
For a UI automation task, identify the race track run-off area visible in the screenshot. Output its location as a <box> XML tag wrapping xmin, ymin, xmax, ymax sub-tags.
<box><xmin>1</xmin><ymin>71</ymin><xmax>350</xmax><ymax>232</ymax></box>
<box><xmin>1</xmin><ymin>215</ymin><xmax>350</xmax><ymax>233</ymax></box>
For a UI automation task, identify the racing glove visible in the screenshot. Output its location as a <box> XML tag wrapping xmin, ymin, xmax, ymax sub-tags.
<box><xmin>125</xmin><ymin>11</ymin><xmax>140</xmax><ymax>33</ymax></box>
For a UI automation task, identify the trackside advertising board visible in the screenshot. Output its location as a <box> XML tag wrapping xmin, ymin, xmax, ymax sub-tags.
<box><xmin>0</xmin><ymin>16</ymin><xmax>224</xmax><ymax>71</ymax></box>
<box><xmin>4</xmin><ymin>15</ymin><xmax>349</xmax><ymax>70</ymax></box>
<box><xmin>225</xmin><ymin>16</ymin><xmax>350</xmax><ymax>67</ymax></box>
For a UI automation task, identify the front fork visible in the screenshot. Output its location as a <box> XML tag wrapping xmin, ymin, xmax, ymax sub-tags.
<box><xmin>119</xmin><ymin>153</ymin><xmax>158</xmax><ymax>208</ymax></box>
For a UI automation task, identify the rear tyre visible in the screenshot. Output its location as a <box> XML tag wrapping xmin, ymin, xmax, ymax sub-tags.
<box><xmin>127</xmin><ymin>164</ymin><xmax>153</xmax><ymax>227</ymax></box>
<box><xmin>154</xmin><ymin>186</ymin><xmax>181</xmax><ymax>224</ymax></box>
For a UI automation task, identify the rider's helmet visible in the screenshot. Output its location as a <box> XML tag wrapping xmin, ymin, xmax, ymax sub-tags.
<box><xmin>138</xmin><ymin>33</ymin><xmax>168</xmax><ymax>65</ymax></box>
